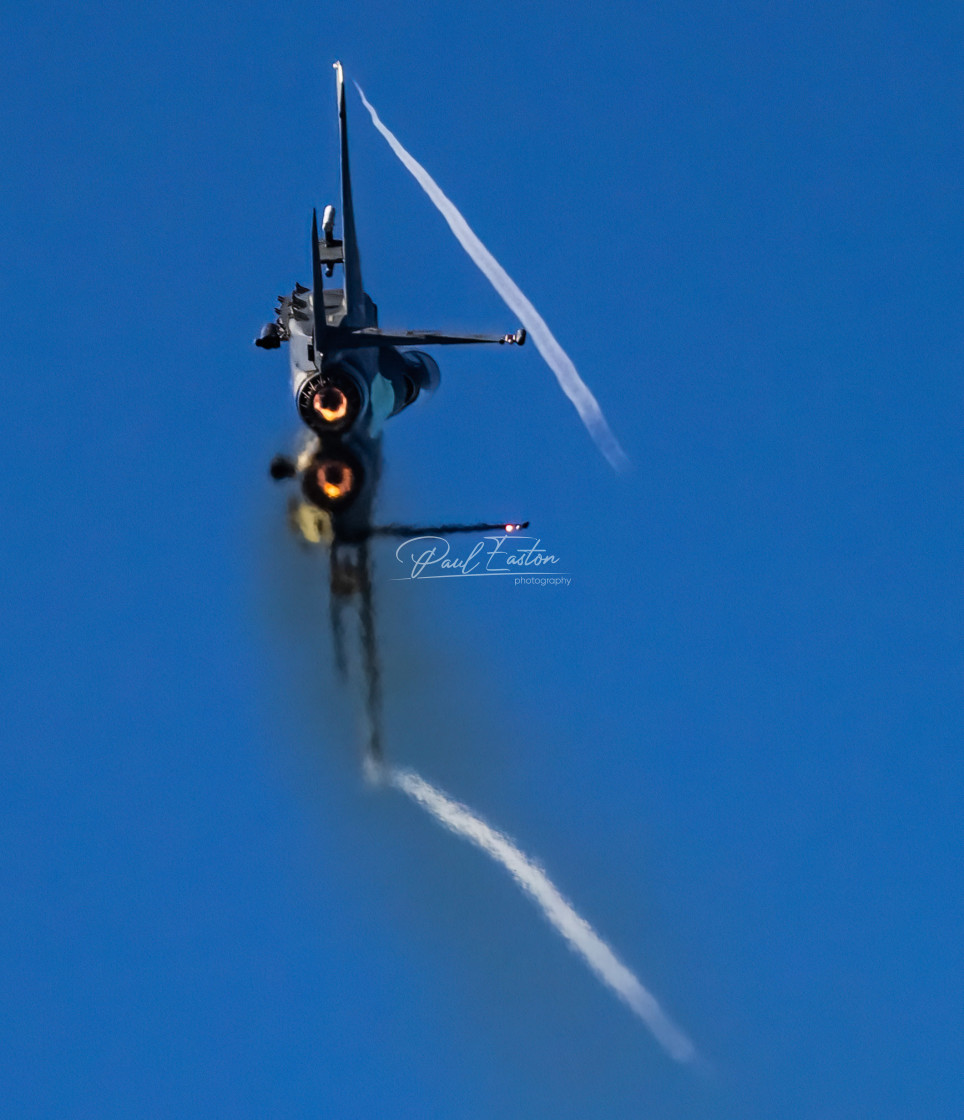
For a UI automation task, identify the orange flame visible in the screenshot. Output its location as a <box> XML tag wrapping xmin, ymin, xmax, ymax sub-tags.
<box><xmin>317</xmin><ymin>461</ymin><xmax>355</xmax><ymax>501</ymax></box>
<box><xmin>313</xmin><ymin>387</ymin><xmax>349</xmax><ymax>424</ymax></box>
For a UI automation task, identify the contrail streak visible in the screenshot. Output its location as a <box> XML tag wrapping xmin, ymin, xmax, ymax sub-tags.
<box><xmin>386</xmin><ymin>766</ymin><xmax>696</xmax><ymax>1062</ymax></box>
<box><xmin>354</xmin><ymin>82</ymin><xmax>629</xmax><ymax>472</ymax></box>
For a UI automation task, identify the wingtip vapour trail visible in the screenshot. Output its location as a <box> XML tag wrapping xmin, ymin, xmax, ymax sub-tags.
<box><xmin>354</xmin><ymin>81</ymin><xmax>629</xmax><ymax>473</ymax></box>
<box><xmin>387</xmin><ymin>765</ymin><xmax>696</xmax><ymax>1063</ymax></box>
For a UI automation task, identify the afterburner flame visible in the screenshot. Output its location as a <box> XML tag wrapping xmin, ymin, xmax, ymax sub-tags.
<box><xmin>317</xmin><ymin>461</ymin><xmax>355</xmax><ymax>501</ymax></box>
<box><xmin>313</xmin><ymin>386</ymin><xmax>349</xmax><ymax>424</ymax></box>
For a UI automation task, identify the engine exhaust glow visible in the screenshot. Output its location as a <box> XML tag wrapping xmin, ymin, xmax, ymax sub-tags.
<box><xmin>314</xmin><ymin>386</ymin><xmax>349</xmax><ymax>424</ymax></box>
<box><xmin>317</xmin><ymin>461</ymin><xmax>355</xmax><ymax>501</ymax></box>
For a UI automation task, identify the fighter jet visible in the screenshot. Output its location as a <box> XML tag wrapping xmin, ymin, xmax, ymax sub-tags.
<box><xmin>256</xmin><ymin>62</ymin><xmax>527</xmax><ymax>766</ymax></box>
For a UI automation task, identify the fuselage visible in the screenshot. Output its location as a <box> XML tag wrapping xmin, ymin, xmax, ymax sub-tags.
<box><xmin>286</xmin><ymin>285</ymin><xmax>439</xmax><ymax>446</ymax></box>
<box><xmin>258</xmin><ymin>62</ymin><xmax>505</xmax><ymax>550</ymax></box>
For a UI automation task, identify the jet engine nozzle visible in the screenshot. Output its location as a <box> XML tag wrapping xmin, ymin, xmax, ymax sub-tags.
<box><xmin>301</xmin><ymin>450</ymin><xmax>365</xmax><ymax>510</ymax></box>
<box><xmin>296</xmin><ymin>369</ymin><xmax>364</xmax><ymax>433</ymax></box>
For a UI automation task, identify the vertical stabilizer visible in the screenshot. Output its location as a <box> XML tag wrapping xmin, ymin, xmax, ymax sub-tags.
<box><xmin>334</xmin><ymin>61</ymin><xmax>366</xmax><ymax>327</ymax></box>
<box><xmin>311</xmin><ymin>208</ymin><xmax>328</xmax><ymax>355</ymax></box>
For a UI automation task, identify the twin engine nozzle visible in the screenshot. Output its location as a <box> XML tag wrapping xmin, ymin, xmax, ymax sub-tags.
<box><xmin>269</xmin><ymin>446</ymin><xmax>365</xmax><ymax>511</ymax></box>
<box><xmin>301</xmin><ymin>448</ymin><xmax>364</xmax><ymax>510</ymax></box>
<box><xmin>296</xmin><ymin>370</ymin><xmax>363</xmax><ymax>434</ymax></box>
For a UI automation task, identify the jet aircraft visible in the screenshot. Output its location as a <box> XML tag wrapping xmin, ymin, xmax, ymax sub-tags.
<box><xmin>256</xmin><ymin>62</ymin><xmax>527</xmax><ymax>765</ymax></box>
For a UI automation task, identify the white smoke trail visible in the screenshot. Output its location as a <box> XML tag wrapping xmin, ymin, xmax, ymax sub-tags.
<box><xmin>386</xmin><ymin>765</ymin><xmax>696</xmax><ymax>1062</ymax></box>
<box><xmin>354</xmin><ymin>82</ymin><xmax>629</xmax><ymax>473</ymax></box>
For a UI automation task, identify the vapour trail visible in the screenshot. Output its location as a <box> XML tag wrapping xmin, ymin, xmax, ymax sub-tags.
<box><xmin>387</xmin><ymin>766</ymin><xmax>696</xmax><ymax>1062</ymax></box>
<box><xmin>354</xmin><ymin>82</ymin><xmax>629</xmax><ymax>472</ymax></box>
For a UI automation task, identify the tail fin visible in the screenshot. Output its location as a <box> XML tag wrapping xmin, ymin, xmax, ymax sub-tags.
<box><xmin>311</xmin><ymin>208</ymin><xmax>328</xmax><ymax>355</ymax></box>
<box><xmin>334</xmin><ymin>61</ymin><xmax>366</xmax><ymax>327</ymax></box>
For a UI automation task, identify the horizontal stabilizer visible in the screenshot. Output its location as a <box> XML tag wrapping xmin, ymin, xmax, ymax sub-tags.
<box><xmin>338</xmin><ymin>327</ymin><xmax>515</xmax><ymax>348</ymax></box>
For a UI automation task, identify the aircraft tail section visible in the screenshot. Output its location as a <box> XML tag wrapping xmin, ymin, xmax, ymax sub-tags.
<box><xmin>334</xmin><ymin>61</ymin><xmax>366</xmax><ymax>328</ymax></box>
<box><xmin>311</xmin><ymin>208</ymin><xmax>328</xmax><ymax>354</ymax></box>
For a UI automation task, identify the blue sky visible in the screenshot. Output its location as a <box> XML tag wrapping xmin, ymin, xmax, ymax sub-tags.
<box><xmin>2</xmin><ymin>2</ymin><xmax>961</xmax><ymax>1116</ymax></box>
